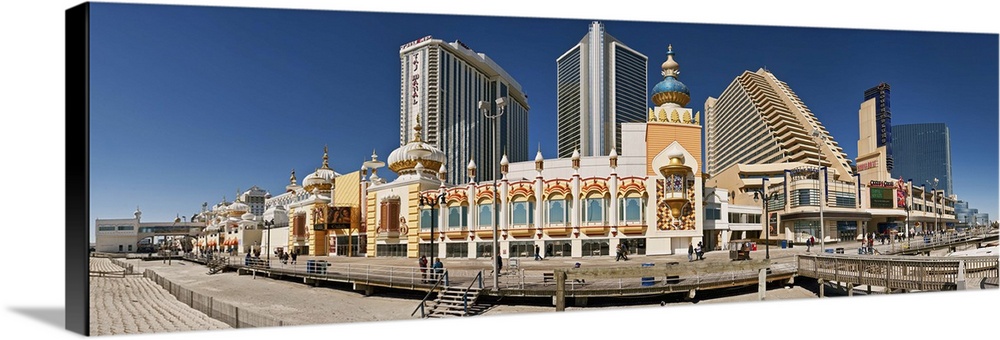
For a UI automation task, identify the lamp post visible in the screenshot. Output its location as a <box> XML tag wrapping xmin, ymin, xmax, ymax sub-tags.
<box><xmin>811</xmin><ymin>129</ymin><xmax>826</xmax><ymax>252</ymax></box>
<box><xmin>419</xmin><ymin>193</ymin><xmax>446</xmax><ymax>263</ymax></box>
<box><xmin>480</xmin><ymin>97</ymin><xmax>506</xmax><ymax>291</ymax></box>
<box><xmin>927</xmin><ymin>178</ymin><xmax>939</xmax><ymax>233</ymax></box>
<box><xmin>753</xmin><ymin>178</ymin><xmax>778</xmax><ymax>260</ymax></box>
<box><xmin>264</xmin><ymin>219</ymin><xmax>273</xmax><ymax>264</ymax></box>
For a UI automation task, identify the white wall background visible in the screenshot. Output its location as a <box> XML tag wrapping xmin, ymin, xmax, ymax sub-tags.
<box><xmin>2</xmin><ymin>1</ymin><xmax>997</xmax><ymax>340</ymax></box>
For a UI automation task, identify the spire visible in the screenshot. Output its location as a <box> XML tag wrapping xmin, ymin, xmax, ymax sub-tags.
<box><xmin>661</xmin><ymin>44</ymin><xmax>679</xmax><ymax>78</ymax></box>
<box><xmin>412</xmin><ymin>114</ymin><xmax>423</xmax><ymax>143</ymax></box>
<box><xmin>290</xmin><ymin>168</ymin><xmax>297</xmax><ymax>185</ymax></box>
<box><xmin>321</xmin><ymin>145</ymin><xmax>330</xmax><ymax>169</ymax></box>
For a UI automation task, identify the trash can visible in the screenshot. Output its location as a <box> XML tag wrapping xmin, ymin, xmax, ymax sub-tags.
<box><xmin>641</xmin><ymin>263</ymin><xmax>655</xmax><ymax>286</ymax></box>
<box><xmin>780</xmin><ymin>240</ymin><xmax>788</xmax><ymax>249</ymax></box>
<box><xmin>836</xmin><ymin>248</ymin><xmax>844</xmax><ymax>254</ymax></box>
<box><xmin>306</xmin><ymin>260</ymin><xmax>316</xmax><ymax>274</ymax></box>
<box><xmin>316</xmin><ymin>260</ymin><xmax>329</xmax><ymax>274</ymax></box>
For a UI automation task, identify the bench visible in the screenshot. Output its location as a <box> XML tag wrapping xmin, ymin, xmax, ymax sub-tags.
<box><xmin>542</xmin><ymin>272</ymin><xmax>584</xmax><ymax>284</ymax></box>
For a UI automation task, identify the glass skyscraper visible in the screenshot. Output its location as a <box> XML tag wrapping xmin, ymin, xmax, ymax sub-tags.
<box><xmin>556</xmin><ymin>21</ymin><xmax>647</xmax><ymax>158</ymax></box>
<box><xmin>399</xmin><ymin>37</ymin><xmax>529</xmax><ymax>184</ymax></box>
<box><xmin>891</xmin><ymin>123</ymin><xmax>952</xmax><ymax>196</ymax></box>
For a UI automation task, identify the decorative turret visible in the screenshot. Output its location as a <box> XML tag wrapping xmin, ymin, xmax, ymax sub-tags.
<box><xmin>438</xmin><ymin>160</ymin><xmax>448</xmax><ymax>182</ymax></box>
<box><xmin>534</xmin><ymin>148</ymin><xmax>544</xmax><ymax>172</ymax></box>
<box><xmin>571</xmin><ymin>148</ymin><xmax>580</xmax><ymax>170</ymax></box>
<box><xmin>500</xmin><ymin>152</ymin><xmax>509</xmax><ymax>175</ymax></box>
<box><xmin>609</xmin><ymin>148</ymin><xmax>618</xmax><ymax>169</ymax></box>
<box><xmin>303</xmin><ymin>146</ymin><xmax>337</xmax><ymax>193</ymax></box>
<box><xmin>387</xmin><ymin>115</ymin><xmax>446</xmax><ymax>175</ymax></box>
<box><xmin>467</xmin><ymin>159</ymin><xmax>477</xmax><ymax>180</ymax></box>
<box><xmin>651</xmin><ymin>45</ymin><xmax>690</xmax><ymax>108</ymax></box>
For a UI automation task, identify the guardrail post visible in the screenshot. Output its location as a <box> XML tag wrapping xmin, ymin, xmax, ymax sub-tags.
<box><xmin>555</xmin><ymin>270</ymin><xmax>565</xmax><ymax>312</ymax></box>
<box><xmin>757</xmin><ymin>268</ymin><xmax>766</xmax><ymax>301</ymax></box>
<box><xmin>956</xmin><ymin>260</ymin><xmax>966</xmax><ymax>290</ymax></box>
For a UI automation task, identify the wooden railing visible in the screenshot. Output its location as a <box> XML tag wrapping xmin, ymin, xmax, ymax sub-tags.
<box><xmin>797</xmin><ymin>254</ymin><xmax>999</xmax><ymax>292</ymax></box>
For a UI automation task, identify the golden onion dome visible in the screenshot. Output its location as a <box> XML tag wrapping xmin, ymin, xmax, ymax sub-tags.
<box><xmin>388</xmin><ymin>115</ymin><xmax>446</xmax><ymax>175</ymax></box>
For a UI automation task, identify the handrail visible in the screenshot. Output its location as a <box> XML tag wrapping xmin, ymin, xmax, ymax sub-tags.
<box><xmin>461</xmin><ymin>271</ymin><xmax>484</xmax><ymax>315</ymax></box>
<box><xmin>410</xmin><ymin>269</ymin><xmax>450</xmax><ymax>318</ymax></box>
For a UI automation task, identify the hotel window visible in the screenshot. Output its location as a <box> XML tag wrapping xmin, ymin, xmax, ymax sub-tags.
<box><xmin>476</xmin><ymin>242</ymin><xmax>494</xmax><ymax>258</ymax></box>
<box><xmin>447</xmin><ymin>206</ymin><xmax>468</xmax><ymax>229</ymax></box>
<box><xmin>705</xmin><ymin>207</ymin><xmax>721</xmax><ymax>220</ymax></box>
<box><xmin>511</xmin><ymin>200</ymin><xmax>534</xmax><ymax>226</ymax></box>
<box><xmin>619</xmin><ymin>196</ymin><xmax>645</xmax><ymax>223</ymax></box>
<box><xmin>508</xmin><ymin>241</ymin><xmax>535</xmax><ymax>258</ymax></box>
<box><xmin>547</xmin><ymin>199</ymin><xmax>568</xmax><ymax>225</ymax></box>
<box><xmin>544</xmin><ymin>240</ymin><xmax>572</xmax><ymax>257</ymax></box>
<box><xmin>581</xmin><ymin>239</ymin><xmax>610</xmax><ymax>257</ymax></box>
<box><xmin>445</xmin><ymin>243</ymin><xmax>468</xmax><ymax>258</ymax></box>
<box><xmin>584</xmin><ymin>197</ymin><xmax>605</xmax><ymax>224</ymax></box>
<box><xmin>98</xmin><ymin>226</ymin><xmax>115</xmax><ymax>232</ymax></box>
<box><xmin>420</xmin><ymin>208</ymin><xmax>433</xmax><ymax>231</ymax></box>
<box><xmin>478</xmin><ymin>204</ymin><xmax>493</xmax><ymax>228</ymax></box>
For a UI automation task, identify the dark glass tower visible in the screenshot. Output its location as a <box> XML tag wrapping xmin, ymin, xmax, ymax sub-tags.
<box><xmin>556</xmin><ymin>21</ymin><xmax>647</xmax><ymax>158</ymax></box>
<box><xmin>891</xmin><ymin>123</ymin><xmax>952</xmax><ymax>196</ymax></box>
<box><xmin>863</xmin><ymin>83</ymin><xmax>893</xmax><ymax>172</ymax></box>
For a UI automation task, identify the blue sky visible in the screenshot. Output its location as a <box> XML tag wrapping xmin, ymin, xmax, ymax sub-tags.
<box><xmin>87</xmin><ymin>3</ymin><xmax>998</xmax><ymax>239</ymax></box>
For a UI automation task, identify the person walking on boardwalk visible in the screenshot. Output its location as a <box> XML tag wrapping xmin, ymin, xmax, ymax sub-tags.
<box><xmin>688</xmin><ymin>243</ymin><xmax>694</xmax><ymax>262</ymax></box>
<box><xmin>616</xmin><ymin>243</ymin><xmax>625</xmax><ymax>262</ymax></box>
<box><xmin>431</xmin><ymin>258</ymin><xmax>444</xmax><ymax>282</ymax></box>
<box><xmin>807</xmin><ymin>236</ymin><xmax>814</xmax><ymax>252</ymax></box>
<box><xmin>496</xmin><ymin>254</ymin><xmax>504</xmax><ymax>275</ymax></box>
<box><xmin>290</xmin><ymin>250</ymin><xmax>298</xmax><ymax>265</ymax></box>
<box><xmin>534</xmin><ymin>244</ymin><xmax>542</xmax><ymax>261</ymax></box>
<box><xmin>419</xmin><ymin>255</ymin><xmax>429</xmax><ymax>283</ymax></box>
<box><xmin>621</xmin><ymin>242</ymin><xmax>630</xmax><ymax>261</ymax></box>
<box><xmin>695</xmin><ymin>242</ymin><xmax>704</xmax><ymax>261</ymax></box>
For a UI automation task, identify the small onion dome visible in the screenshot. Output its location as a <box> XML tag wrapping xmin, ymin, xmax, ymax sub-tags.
<box><xmin>414</xmin><ymin>160</ymin><xmax>425</xmax><ymax>174</ymax></box>
<box><xmin>303</xmin><ymin>146</ymin><xmax>338</xmax><ymax>192</ymax></box>
<box><xmin>571</xmin><ymin>148</ymin><xmax>580</xmax><ymax>160</ymax></box>
<box><xmin>665</xmin><ymin>143</ymin><xmax>686</xmax><ymax>165</ymax></box>
<box><xmin>387</xmin><ymin>116</ymin><xmax>446</xmax><ymax>175</ymax></box>
<box><xmin>500</xmin><ymin>153</ymin><xmax>509</xmax><ymax>166</ymax></box>
<box><xmin>534</xmin><ymin>149</ymin><xmax>544</xmax><ymax>162</ymax></box>
<box><xmin>228</xmin><ymin>201</ymin><xmax>249</xmax><ymax>217</ymax></box>
<box><xmin>610</xmin><ymin>148</ymin><xmax>618</xmax><ymax>158</ymax></box>
<box><xmin>609</xmin><ymin>148</ymin><xmax>619</xmax><ymax>169</ymax></box>
<box><xmin>438</xmin><ymin>160</ymin><xmax>448</xmax><ymax>181</ymax></box>
<box><xmin>467</xmin><ymin>159</ymin><xmax>477</xmax><ymax>179</ymax></box>
<box><xmin>241</xmin><ymin>211</ymin><xmax>255</xmax><ymax>221</ymax></box>
<box><xmin>651</xmin><ymin>45</ymin><xmax>691</xmax><ymax>108</ymax></box>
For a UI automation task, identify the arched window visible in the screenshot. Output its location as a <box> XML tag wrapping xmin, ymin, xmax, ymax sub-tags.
<box><xmin>547</xmin><ymin>197</ymin><xmax>567</xmax><ymax>225</ymax></box>
<box><xmin>447</xmin><ymin>205</ymin><xmax>468</xmax><ymax>229</ymax></box>
<box><xmin>619</xmin><ymin>193</ymin><xmax>645</xmax><ymax>224</ymax></box>
<box><xmin>584</xmin><ymin>196</ymin><xmax>604</xmax><ymax>223</ymax></box>
<box><xmin>511</xmin><ymin>198</ymin><xmax>534</xmax><ymax>226</ymax></box>
<box><xmin>478</xmin><ymin>204</ymin><xmax>493</xmax><ymax>227</ymax></box>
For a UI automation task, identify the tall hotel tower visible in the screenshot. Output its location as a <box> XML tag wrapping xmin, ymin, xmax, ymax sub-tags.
<box><xmin>399</xmin><ymin>36</ymin><xmax>529</xmax><ymax>185</ymax></box>
<box><xmin>891</xmin><ymin>123</ymin><xmax>953</xmax><ymax>195</ymax></box>
<box><xmin>556</xmin><ymin>21</ymin><xmax>647</xmax><ymax>158</ymax></box>
<box><xmin>705</xmin><ymin>68</ymin><xmax>854</xmax><ymax>181</ymax></box>
<box><xmin>856</xmin><ymin>83</ymin><xmax>895</xmax><ymax>184</ymax></box>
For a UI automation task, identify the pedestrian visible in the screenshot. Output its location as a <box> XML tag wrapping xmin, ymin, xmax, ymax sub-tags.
<box><xmin>695</xmin><ymin>242</ymin><xmax>704</xmax><ymax>261</ymax></box>
<box><xmin>807</xmin><ymin>236</ymin><xmax>814</xmax><ymax>252</ymax></box>
<box><xmin>687</xmin><ymin>243</ymin><xmax>694</xmax><ymax>262</ymax></box>
<box><xmin>615</xmin><ymin>243</ymin><xmax>624</xmax><ymax>262</ymax></box>
<box><xmin>622</xmin><ymin>242</ymin><xmax>630</xmax><ymax>260</ymax></box>
<box><xmin>432</xmin><ymin>258</ymin><xmax>444</xmax><ymax>282</ymax></box>
<box><xmin>573</xmin><ymin>262</ymin><xmax>584</xmax><ymax>283</ymax></box>
<box><xmin>290</xmin><ymin>250</ymin><xmax>298</xmax><ymax>265</ymax></box>
<box><xmin>496</xmin><ymin>254</ymin><xmax>504</xmax><ymax>274</ymax></box>
<box><xmin>534</xmin><ymin>244</ymin><xmax>542</xmax><ymax>261</ymax></box>
<box><xmin>419</xmin><ymin>255</ymin><xmax>429</xmax><ymax>283</ymax></box>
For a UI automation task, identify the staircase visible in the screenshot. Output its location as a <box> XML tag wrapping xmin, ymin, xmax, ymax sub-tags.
<box><xmin>207</xmin><ymin>257</ymin><xmax>228</xmax><ymax>275</ymax></box>
<box><xmin>424</xmin><ymin>286</ymin><xmax>485</xmax><ymax>318</ymax></box>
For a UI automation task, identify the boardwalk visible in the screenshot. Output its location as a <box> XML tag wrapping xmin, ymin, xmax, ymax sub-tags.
<box><xmin>88</xmin><ymin>257</ymin><xmax>231</xmax><ymax>335</ymax></box>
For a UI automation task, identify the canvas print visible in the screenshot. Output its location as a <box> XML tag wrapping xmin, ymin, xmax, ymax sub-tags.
<box><xmin>72</xmin><ymin>1</ymin><xmax>999</xmax><ymax>336</ymax></box>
